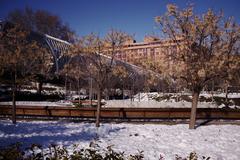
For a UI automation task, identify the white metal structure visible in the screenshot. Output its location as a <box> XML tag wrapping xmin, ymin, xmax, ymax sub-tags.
<box><xmin>44</xmin><ymin>34</ymin><xmax>71</xmax><ymax>73</ymax></box>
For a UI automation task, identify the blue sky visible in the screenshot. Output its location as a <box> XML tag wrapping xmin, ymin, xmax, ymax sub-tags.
<box><xmin>0</xmin><ymin>0</ymin><xmax>239</xmax><ymax>42</ymax></box>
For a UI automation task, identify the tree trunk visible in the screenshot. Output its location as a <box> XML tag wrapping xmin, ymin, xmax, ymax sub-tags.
<box><xmin>122</xmin><ymin>83</ymin><xmax>124</xmax><ymax>100</ymax></box>
<box><xmin>89</xmin><ymin>77</ymin><xmax>93</xmax><ymax>107</ymax></box>
<box><xmin>225</xmin><ymin>82</ymin><xmax>229</xmax><ymax>107</ymax></box>
<box><xmin>131</xmin><ymin>80</ymin><xmax>135</xmax><ymax>101</ymax></box>
<box><xmin>138</xmin><ymin>92</ymin><xmax>140</xmax><ymax>102</ymax></box>
<box><xmin>12</xmin><ymin>72</ymin><xmax>17</xmax><ymax>124</ymax></box>
<box><xmin>211</xmin><ymin>81</ymin><xmax>214</xmax><ymax>103</ymax></box>
<box><xmin>105</xmin><ymin>89</ymin><xmax>109</xmax><ymax>100</ymax></box>
<box><xmin>96</xmin><ymin>88</ymin><xmax>101</xmax><ymax>127</ymax></box>
<box><xmin>189</xmin><ymin>91</ymin><xmax>200</xmax><ymax>129</ymax></box>
<box><xmin>78</xmin><ymin>78</ymin><xmax>81</xmax><ymax>106</ymax></box>
<box><xmin>69</xmin><ymin>83</ymin><xmax>72</xmax><ymax>97</ymax></box>
<box><xmin>37</xmin><ymin>81</ymin><xmax>43</xmax><ymax>96</ymax></box>
<box><xmin>65</xmin><ymin>74</ymin><xmax>68</xmax><ymax>100</ymax></box>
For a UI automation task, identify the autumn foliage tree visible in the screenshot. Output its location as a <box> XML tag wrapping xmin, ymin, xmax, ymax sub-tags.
<box><xmin>155</xmin><ymin>4</ymin><xmax>240</xmax><ymax>129</ymax></box>
<box><xmin>7</xmin><ymin>7</ymin><xmax>74</xmax><ymax>42</ymax></box>
<box><xmin>0</xmin><ymin>23</ymin><xmax>49</xmax><ymax>124</ymax></box>
<box><xmin>6</xmin><ymin>7</ymin><xmax>75</xmax><ymax>95</ymax></box>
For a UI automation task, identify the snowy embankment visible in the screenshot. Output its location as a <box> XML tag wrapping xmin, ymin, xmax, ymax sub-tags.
<box><xmin>0</xmin><ymin>100</ymin><xmax>219</xmax><ymax>108</ymax></box>
<box><xmin>0</xmin><ymin>120</ymin><xmax>239</xmax><ymax>160</ymax></box>
<box><xmin>0</xmin><ymin>100</ymin><xmax>74</xmax><ymax>107</ymax></box>
<box><xmin>104</xmin><ymin>100</ymin><xmax>218</xmax><ymax>108</ymax></box>
<box><xmin>104</xmin><ymin>92</ymin><xmax>240</xmax><ymax>109</ymax></box>
<box><xmin>0</xmin><ymin>92</ymin><xmax>240</xmax><ymax>109</ymax></box>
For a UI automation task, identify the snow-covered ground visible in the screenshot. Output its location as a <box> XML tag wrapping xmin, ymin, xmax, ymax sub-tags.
<box><xmin>0</xmin><ymin>100</ymin><xmax>221</xmax><ymax>108</ymax></box>
<box><xmin>0</xmin><ymin>120</ymin><xmax>239</xmax><ymax>160</ymax></box>
<box><xmin>104</xmin><ymin>92</ymin><xmax>240</xmax><ymax>109</ymax></box>
<box><xmin>0</xmin><ymin>100</ymin><xmax>239</xmax><ymax>109</ymax></box>
<box><xmin>0</xmin><ymin>101</ymin><xmax>74</xmax><ymax>107</ymax></box>
<box><xmin>1</xmin><ymin>92</ymin><xmax>240</xmax><ymax>109</ymax></box>
<box><xmin>201</xmin><ymin>93</ymin><xmax>240</xmax><ymax>99</ymax></box>
<box><xmin>131</xmin><ymin>92</ymin><xmax>240</xmax><ymax>101</ymax></box>
<box><xmin>104</xmin><ymin>100</ymin><xmax>219</xmax><ymax>108</ymax></box>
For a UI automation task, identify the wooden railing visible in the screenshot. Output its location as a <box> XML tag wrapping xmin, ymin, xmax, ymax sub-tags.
<box><xmin>0</xmin><ymin>105</ymin><xmax>240</xmax><ymax>119</ymax></box>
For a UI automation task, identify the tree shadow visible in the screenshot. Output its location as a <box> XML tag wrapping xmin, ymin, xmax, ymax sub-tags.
<box><xmin>0</xmin><ymin>120</ymin><xmax>126</xmax><ymax>148</ymax></box>
<box><xmin>195</xmin><ymin>119</ymin><xmax>213</xmax><ymax>129</ymax></box>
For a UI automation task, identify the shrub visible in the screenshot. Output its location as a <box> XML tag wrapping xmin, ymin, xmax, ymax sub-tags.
<box><xmin>0</xmin><ymin>142</ymin><xmax>23</xmax><ymax>160</ymax></box>
<box><xmin>175</xmin><ymin>152</ymin><xmax>210</xmax><ymax>160</ymax></box>
<box><xmin>0</xmin><ymin>143</ymin><xmax>210</xmax><ymax>160</ymax></box>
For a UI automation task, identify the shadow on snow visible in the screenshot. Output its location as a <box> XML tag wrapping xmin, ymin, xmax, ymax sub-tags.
<box><xmin>0</xmin><ymin>120</ymin><xmax>126</xmax><ymax>148</ymax></box>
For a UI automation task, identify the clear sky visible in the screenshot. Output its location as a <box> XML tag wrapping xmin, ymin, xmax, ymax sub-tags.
<box><xmin>0</xmin><ymin>0</ymin><xmax>239</xmax><ymax>42</ymax></box>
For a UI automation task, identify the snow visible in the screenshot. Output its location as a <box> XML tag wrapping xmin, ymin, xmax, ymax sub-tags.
<box><xmin>0</xmin><ymin>120</ymin><xmax>239</xmax><ymax>160</ymax></box>
<box><xmin>133</xmin><ymin>92</ymin><xmax>240</xmax><ymax>101</ymax></box>
<box><xmin>1</xmin><ymin>92</ymin><xmax>240</xmax><ymax>109</ymax></box>
<box><xmin>104</xmin><ymin>100</ymin><xmax>219</xmax><ymax>108</ymax></box>
<box><xmin>0</xmin><ymin>100</ymin><xmax>222</xmax><ymax>108</ymax></box>
<box><xmin>0</xmin><ymin>101</ymin><xmax>74</xmax><ymax>107</ymax></box>
<box><xmin>103</xmin><ymin>92</ymin><xmax>240</xmax><ymax>109</ymax></box>
<box><xmin>212</xmin><ymin>93</ymin><xmax>240</xmax><ymax>99</ymax></box>
<box><xmin>0</xmin><ymin>100</ymin><xmax>239</xmax><ymax>109</ymax></box>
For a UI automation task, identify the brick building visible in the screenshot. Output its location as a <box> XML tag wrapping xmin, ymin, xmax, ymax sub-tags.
<box><xmin>116</xmin><ymin>36</ymin><xmax>179</xmax><ymax>63</ymax></box>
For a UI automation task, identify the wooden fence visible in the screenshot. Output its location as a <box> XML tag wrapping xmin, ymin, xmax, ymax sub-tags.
<box><xmin>0</xmin><ymin>105</ymin><xmax>240</xmax><ymax>120</ymax></box>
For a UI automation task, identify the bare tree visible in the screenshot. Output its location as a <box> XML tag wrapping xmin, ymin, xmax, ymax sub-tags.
<box><xmin>0</xmin><ymin>23</ymin><xmax>49</xmax><ymax>124</ymax></box>
<box><xmin>76</xmin><ymin>30</ymin><xmax>130</xmax><ymax>127</ymax></box>
<box><xmin>61</xmin><ymin>41</ymin><xmax>86</xmax><ymax>104</ymax></box>
<box><xmin>112</xmin><ymin>65</ymin><xmax>130</xmax><ymax>99</ymax></box>
<box><xmin>155</xmin><ymin>4</ymin><xmax>240</xmax><ymax>129</ymax></box>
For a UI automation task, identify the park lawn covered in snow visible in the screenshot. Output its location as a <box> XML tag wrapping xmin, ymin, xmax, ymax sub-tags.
<box><xmin>0</xmin><ymin>120</ymin><xmax>240</xmax><ymax>159</ymax></box>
